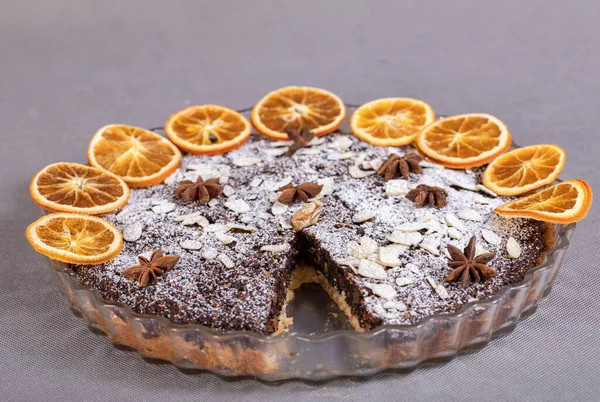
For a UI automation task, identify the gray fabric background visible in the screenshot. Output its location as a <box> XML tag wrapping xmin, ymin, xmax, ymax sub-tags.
<box><xmin>1</xmin><ymin>1</ymin><xmax>599</xmax><ymax>401</ymax></box>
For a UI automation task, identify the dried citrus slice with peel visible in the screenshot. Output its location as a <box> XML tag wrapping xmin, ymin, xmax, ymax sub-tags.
<box><xmin>416</xmin><ymin>113</ymin><xmax>512</xmax><ymax>169</ymax></box>
<box><xmin>350</xmin><ymin>98</ymin><xmax>435</xmax><ymax>146</ymax></box>
<box><xmin>26</xmin><ymin>213</ymin><xmax>123</xmax><ymax>264</ymax></box>
<box><xmin>252</xmin><ymin>86</ymin><xmax>346</xmax><ymax>140</ymax></box>
<box><xmin>88</xmin><ymin>124</ymin><xmax>181</xmax><ymax>188</ymax></box>
<box><xmin>30</xmin><ymin>162</ymin><xmax>130</xmax><ymax>215</ymax></box>
<box><xmin>482</xmin><ymin>144</ymin><xmax>566</xmax><ymax>196</ymax></box>
<box><xmin>494</xmin><ymin>179</ymin><xmax>592</xmax><ymax>224</ymax></box>
<box><xmin>165</xmin><ymin>105</ymin><xmax>252</xmax><ymax>155</ymax></box>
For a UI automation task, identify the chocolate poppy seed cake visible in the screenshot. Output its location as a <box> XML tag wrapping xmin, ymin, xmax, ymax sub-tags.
<box><xmin>73</xmin><ymin>131</ymin><xmax>550</xmax><ymax>334</ymax></box>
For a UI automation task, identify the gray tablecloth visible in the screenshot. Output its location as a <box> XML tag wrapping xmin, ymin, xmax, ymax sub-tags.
<box><xmin>1</xmin><ymin>1</ymin><xmax>599</xmax><ymax>401</ymax></box>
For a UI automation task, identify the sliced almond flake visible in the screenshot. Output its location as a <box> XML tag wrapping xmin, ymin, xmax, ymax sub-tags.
<box><xmin>458</xmin><ymin>210</ymin><xmax>484</xmax><ymax>222</ymax></box>
<box><xmin>444</xmin><ymin>213</ymin><xmax>466</xmax><ymax>231</ymax></box>
<box><xmin>338</xmin><ymin>257</ymin><xmax>360</xmax><ymax>268</ymax></box>
<box><xmin>271</xmin><ymin>201</ymin><xmax>288</xmax><ymax>216</ymax></box>
<box><xmin>435</xmin><ymin>284</ymin><xmax>450</xmax><ymax>299</ymax></box>
<box><xmin>151</xmin><ymin>202</ymin><xmax>176</xmax><ymax>214</ymax></box>
<box><xmin>425</xmin><ymin>220</ymin><xmax>441</xmax><ymax>234</ymax></box>
<box><xmin>378</xmin><ymin>245</ymin><xmax>406</xmax><ymax>267</ymax></box>
<box><xmin>357</xmin><ymin>259</ymin><xmax>387</xmax><ymax>280</ymax></box>
<box><xmin>260</xmin><ymin>244</ymin><xmax>289</xmax><ymax>252</ymax></box>
<box><xmin>420</xmin><ymin>160</ymin><xmax>445</xmax><ymax>169</ymax></box>
<box><xmin>224</xmin><ymin>199</ymin><xmax>251</xmax><ymax>214</ymax></box>
<box><xmin>476</xmin><ymin>184</ymin><xmax>497</xmax><ymax>197</ymax></box>
<box><xmin>219</xmin><ymin>176</ymin><xmax>229</xmax><ymax>184</ymax></box>
<box><xmin>278</xmin><ymin>216</ymin><xmax>292</xmax><ymax>229</ymax></box>
<box><xmin>383</xmin><ymin>300</ymin><xmax>407</xmax><ymax>311</ymax></box>
<box><xmin>123</xmin><ymin>222</ymin><xmax>143</xmax><ymax>242</ymax></box>
<box><xmin>202</xmin><ymin>247</ymin><xmax>218</xmax><ymax>260</ymax></box>
<box><xmin>262</xmin><ymin>148</ymin><xmax>287</xmax><ymax>157</ymax></box>
<box><xmin>406</xmin><ymin>263</ymin><xmax>422</xmax><ymax>276</ymax></box>
<box><xmin>204</xmin><ymin>223</ymin><xmax>228</xmax><ymax>233</ymax></box>
<box><xmin>208</xmin><ymin>198</ymin><xmax>219</xmax><ymax>208</ymax></box>
<box><xmin>232</xmin><ymin>157</ymin><xmax>261</xmax><ymax>167</ymax></box>
<box><xmin>397</xmin><ymin>222</ymin><xmax>428</xmax><ymax>232</ymax></box>
<box><xmin>506</xmin><ymin>237</ymin><xmax>522</xmax><ymax>258</ymax></box>
<box><xmin>214</xmin><ymin>232</ymin><xmax>236</xmax><ymax>245</ymax></box>
<box><xmin>352</xmin><ymin>209</ymin><xmax>376</xmax><ymax>223</ymax></box>
<box><xmin>250</xmin><ymin>178</ymin><xmax>264</xmax><ymax>188</ymax></box>
<box><xmin>307</xmin><ymin>137</ymin><xmax>326</xmax><ymax>147</ymax></box>
<box><xmin>218</xmin><ymin>165</ymin><xmax>231</xmax><ymax>176</ymax></box>
<box><xmin>448</xmin><ymin>227</ymin><xmax>462</xmax><ymax>239</ymax></box>
<box><xmin>217</xmin><ymin>253</ymin><xmax>235</xmax><ymax>268</ymax></box>
<box><xmin>238</xmin><ymin>214</ymin><xmax>252</xmax><ymax>224</ymax></box>
<box><xmin>270</xmin><ymin>140</ymin><xmax>294</xmax><ymax>148</ymax></box>
<box><xmin>369</xmin><ymin>284</ymin><xmax>397</xmax><ymax>300</ymax></box>
<box><xmin>349</xmin><ymin>165</ymin><xmax>375</xmax><ymax>179</ymax></box>
<box><xmin>272</xmin><ymin>177</ymin><xmax>293</xmax><ymax>190</ymax></box>
<box><xmin>180</xmin><ymin>239</ymin><xmax>202</xmax><ymax>251</ymax></box>
<box><xmin>426</xmin><ymin>276</ymin><xmax>450</xmax><ymax>299</ymax></box>
<box><xmin>116</xmin><ymin>207</ymin><xmax>130</xmax><ymax>219</ymax></box>
<box><xmin>223</xmin><ymin>185</ymin><xmax>235</xmax><ymax>197</ymax></box>
<box><xmin>312</xmin><ymin>177</ymin><xmax>334</xmax><ymax>199</ymax></box>
<box><xmin>387</xmin><ymin>230</ymin><xmax>423</xmax><ymax>246</ymax></box>
<box><xmin>362</xmin><ymin>160</ymin><xmax>374</xmax><ymax>170</ymax></box>
<box><xmin>353</xmin><ymin>153</ymin><xmax>368</xmax><ymax>166</ymax></box>
<box><xmin>174</xmin><ymin>212</ymin><xmax>198</xmax><ymax>222</ymax></box>
<box><xmin>227</xmin><ymin>223</ymin><xmax>256</xmax><ymax>233</ymax></box>
<box><xmin>329</xmin><ymin>135</ymin><xmax>354</xmax><ymax>151</ymax></box>
<box><xmin>299</xmin><ymin>148</ymin><xmax>321</xmax><ymax>155</ymax></box>
<box><xmin>420</xmin><ymin>237</ymin><xmax>441</xmax><ymax>256</ymax></box>
<box><xmin>473</xmin><ymin>194</ymin><xmax>492</xmax><ymax>204</ymax></box>
<box><xmin>327</xmin><ymin>152</ymin><xmax>355</xmax><ymax>160</ymax></box>
<box><xmin>395</xmin><ymin>277</ymin><xmax>415</xmax><ymax>287</ymax></box>
<box><xmin>385</xmin><ymin>179</ymin><xmax>410</xmax><ymax>197</ymax></box>
<box><xmin>450</xmin><ymin>179</ymin><xmax>478</xmax><ymax>192</ymax></box>
<box><xmin>481</xmin><ymin>229</ymin><xmax>502</xmax><ymax>245</ymax></box>
<box><xmin>369</xmin><ymin>158</ymin><xmax>383</xmax><ymax>172</ymax></box>
<box><xmin>347</xmin><ymin>236</ymin><xmax>379</xmax><ymax>259</ymax></box>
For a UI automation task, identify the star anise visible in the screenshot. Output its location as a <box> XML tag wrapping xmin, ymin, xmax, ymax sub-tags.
<box><xmin>377</xmin><ymin>153</ymin><xmax>423</xmax><ymax>181</ymax></box>
<box><xmin>121</xmin><ymin>249</ymin><xmax>180</xmax><ymax>287</ymax></box>
<box><xmin>283</xmin><ymin>127</ymin><xmax>314</xmax><ymax>156</ymax></box>
<box><xmin>278</xmin><ymin>182</ymin><xmax>323</xmax><ymax>205</ymax></box>
<box><xmin>175</xmin><ymin>176</ymin><xmax>224</xmax><ymax>203</ymax></box>
<box><xmin>405</xmin><ymin>184</ymin><xmax>448</xmax><ymax>208</ymax></box>
<box><xmin>445</xmin><ymin>236</ymin><xmax>497</xmax><ymax>288</ymax></box>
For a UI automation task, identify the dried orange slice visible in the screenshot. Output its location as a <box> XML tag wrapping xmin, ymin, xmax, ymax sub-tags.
<box><xmin>482</xmin><ymin>144</ymin><xmax>566</xmax><ymax>196</ymax></box>
<box><xmin>251</xmin><ymin>86</ymin><xmax>346</xmax><ymax>140</ymax></box>
<box><xmin>30</xmin><ymin>162</ymin><xmax>130</xmax><ymax>215</ymax></box>
<box><xmin>165</xmin><ymin>105</ymin><xmax>252</xmax><ymax>155</ymax></box>
<box><xmin>494</xmin><ymin>179</ymin><xmax>592</xmax><ymax>224</ymax></box>
<box><xmin>26</xmin><ymin>213</ymin><xmax>123</xmax><ymax>264</ymax></box>
<box><xmin>88</xmin><ymin>124</ymin><xmax>181</xmax><ymax>188</ymax></box>
<box><xmin>416</xmin><ymin>113</ymin><xmax>512</xmax><ymax>169</ymax></box>
<box><xmin>350</xmin><ymin>98</ymin><xmax>435</xmax><ymax>146</ymax></box>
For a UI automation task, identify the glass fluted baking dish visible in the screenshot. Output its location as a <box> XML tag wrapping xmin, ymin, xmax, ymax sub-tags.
<box><xmin>47</xmin><ymin>220</ymin><xmax>573</xmax><ymax>381</ymax></box>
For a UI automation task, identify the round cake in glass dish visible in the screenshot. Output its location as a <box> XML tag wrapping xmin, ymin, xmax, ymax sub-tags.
<box><xmin>71</xmin><ymin>129</ymin><xmax>553</xmax><ymax>334</ymax></box>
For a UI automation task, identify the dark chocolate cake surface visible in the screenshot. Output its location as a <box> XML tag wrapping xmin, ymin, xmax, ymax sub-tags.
<box><xmin>74</xmin><ymin>131</ymin><xmax>548</xmax><ymax>334</ymax></box>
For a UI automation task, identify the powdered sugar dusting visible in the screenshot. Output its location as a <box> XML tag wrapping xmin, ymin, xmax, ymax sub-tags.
<box><xmin>74</xmin><ymin>128</ymin><xmax>547</xmax><ymax>332</ymax></box>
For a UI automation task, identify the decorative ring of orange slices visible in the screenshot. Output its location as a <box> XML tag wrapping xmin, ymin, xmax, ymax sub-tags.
<box><xmin>88</xmin><ymin>124</ymin><xmax>182</xmax><ymax>188</ymax></box>
<box><xmin>30</xmin><ymin>162</ymin><xmax>130</xmax><ymax>215</ymax></box>
<box><xmin>25</xmin><ymin>213</ymin><xmax>123</xmax><ymax>264</ymax></box>
<box><xmin>494</xmin><ymin>179</ymin><xmax>592</xmax><ymax>224</ymax></box>
<box><xmin>252</xmin><ymin>86</ymin><xmax>346</xmax><ymax>140</ymax></box>
<box><xmin>165</xmin><ymin>105</ymin><xmax>252</xmax><ymax>155</ymax></box>
<box><xmin>482</xmin><ymin>144</ymin><xmax>566</xmax><ymax>196</ymax></box>
<box><xmin>416</xmin><ymin>113</ymin><xmax>512</xmax><ymax>169</ymax></box>
<box><xmin>350</xmin><ymin>98</ymin><xmax>435</xmax><ymax>146</ymax></box>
